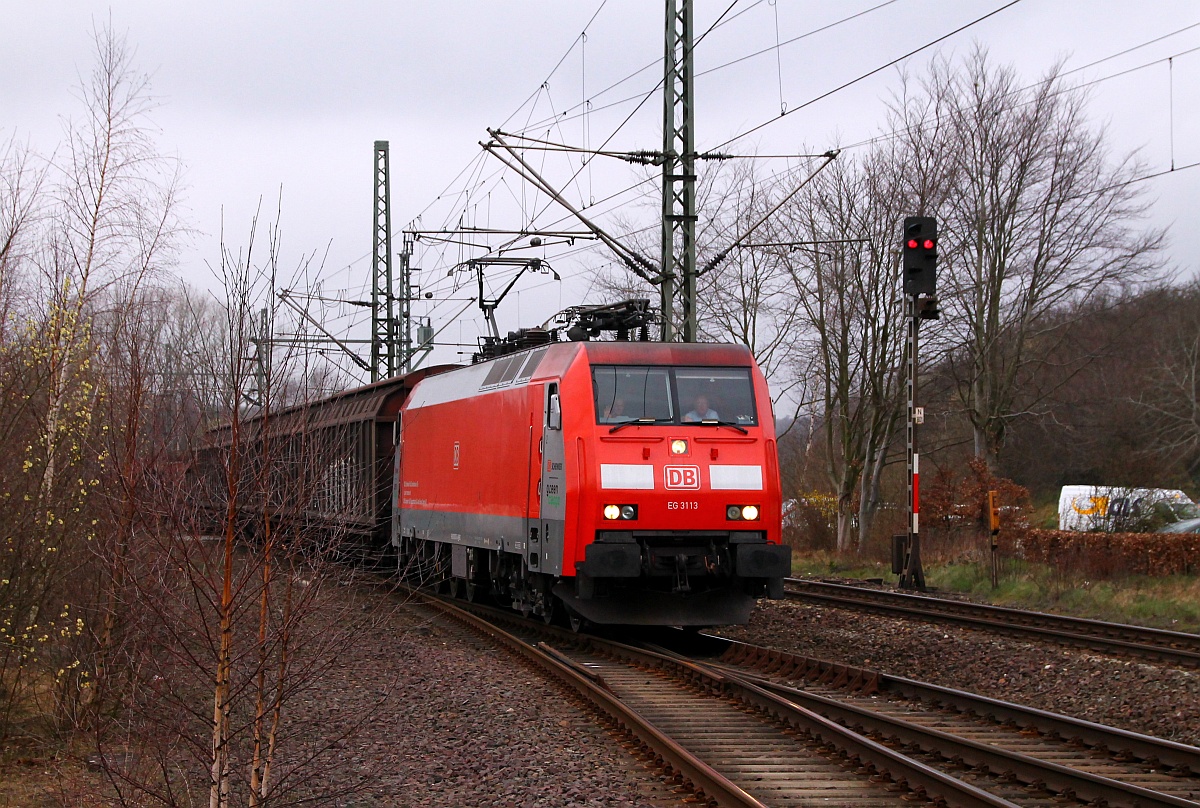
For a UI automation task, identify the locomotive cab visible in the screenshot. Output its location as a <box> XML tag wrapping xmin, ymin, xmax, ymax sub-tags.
<box><xmin>553</xmin><ymin>348</ymin><xmax>791</xmax><ymax>625</ymax></box>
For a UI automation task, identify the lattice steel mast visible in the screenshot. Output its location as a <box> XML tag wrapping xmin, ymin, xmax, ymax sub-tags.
<box><xmin>371</xmin><ymin>140</ymin><xmax>396</xmax><ymax>381</ymax></box>
<box><xmin>399</xmin><ymin>234</ymin><xmax>414</xmax><ymax>372</ymax></box>
<box><xmin>660</xmin><ymin>0</ymin><xmax>697</xmax><ymax>342</ymax></box>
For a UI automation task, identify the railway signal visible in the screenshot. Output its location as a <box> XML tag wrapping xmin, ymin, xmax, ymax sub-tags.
<box><xmin>899</xmin><ymin>214</ymin><xmax>940</xmax><ymax>591</ymax></box>
<box><xmin>902</xmin><ymin>216</ymin><xmax>937</xmax><ymax>297</ymax></box>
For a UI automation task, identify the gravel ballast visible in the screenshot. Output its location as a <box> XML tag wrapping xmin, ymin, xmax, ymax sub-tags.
<box><xmin>333</xmin><ymin>584</ymin><xmax>1200</xmax><ymax>805</ymax></box>
<box><xmin>3</xmin><ymin>575</ymin><xmax>683</xmax><ymax>808</ymax></box>
<box><xmin>718</xmin><ymin>597</ymin><xmax>1200</xmax><ymax>746</ymax></box>
<box><xmin>277</xmin><ymin>579</ymin><xmax>681</xmax><ymax>807</ymax></box>
<box><xmin>10</xmin><ymin>575</ymin><xmax>1197</xmax><ymax>806</ymax></box>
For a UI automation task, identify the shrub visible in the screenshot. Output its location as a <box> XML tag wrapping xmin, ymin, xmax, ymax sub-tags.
<box><xmin>1016</xmin><ymin>529</ymin><xmax>1200</xmax><ymax>578</ymax></box>
<box><xmin>919</xmin><ymin>458</ymin><xmax>1032</xmax><ymax>561</ymax></box>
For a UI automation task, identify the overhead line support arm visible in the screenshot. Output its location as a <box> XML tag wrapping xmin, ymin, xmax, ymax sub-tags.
<box><xmin>482</xmin><ymin>129</ymin><xmax>661</xmax><ymax>284</ymax></box>
<box><xmin>697</xmin><ymin>150</ymin><xmax>840</xmax><ymax>279</ymax></box>
<box><xmin>278</xmin><ymin>290</ymin><xmax>372</xmax><ymax>373</ymax></box>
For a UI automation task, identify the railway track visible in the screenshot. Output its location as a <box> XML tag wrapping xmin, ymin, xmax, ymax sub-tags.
<box><xmin>396</xmin><ymin>582</ymin><xmax>1200</xmax><ymax>807</ymax></box>
<box><xmin>784</xmin><ymin>578</ymin><xmax>1200</xmax><ymax>669</ymax></box>
<box><xmin>700</xmin><ymin>638</ymin><xmax>1200</xmax><ymax>807</ymax></box>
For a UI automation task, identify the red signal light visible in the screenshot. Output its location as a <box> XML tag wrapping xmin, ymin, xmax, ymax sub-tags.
<box><xmin>906</xmin><ymin>238</ymin><xmax>919</xmax><ymax>249</ymax></box>
<box><xmin>922</xmin><ymin>238</ymin><xmax>934</xmax><ymax>250</ymax></box>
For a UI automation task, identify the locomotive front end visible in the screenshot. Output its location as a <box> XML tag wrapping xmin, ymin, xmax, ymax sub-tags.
<box><xmin>556</xmin><ymin>345</ymin><xmax>791</xmax><ymax>626</ymax></box>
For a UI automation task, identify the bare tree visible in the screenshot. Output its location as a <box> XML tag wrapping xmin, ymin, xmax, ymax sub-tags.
<box><xmin>1139</xmin><ymin>281</ymin><xmax>1200</xmax><ymax>476</ymax></box>
<box><xmin>594</xmin><ymin>160</ymin><xmax>813</xmax><ymax>410</ymax></box>
<box><xmin>36</xmin><ymin>21</ymin><xmax>181</xmax><ymax>498</ymax></box>
<box><xmin>115</xmin><ymin>206</ymin><xmax>376</xmax><ymax>808</ymax></box>
<box><xmin>892</xmin><ymin>46</ymin><xmax>1166</xmax><ymax>471</ymax></box>
<box><xmin>692</xmin><ymin>161</ymin><xmax>813</xmax><ymax>410</ymax></box>
<box><xmin>772</xmin><ymin>151</ymin><xmax>908</xmax><ymax>552</ymax></box>
<box><xmin>0</xmin><ymin>21</ymin><xmax>182</xmax><ymax>743</ymax></box>
<box><xmin>0</xmin><ymin>137</ymin><xmax>47</xmax><ymax>339</ymax></box>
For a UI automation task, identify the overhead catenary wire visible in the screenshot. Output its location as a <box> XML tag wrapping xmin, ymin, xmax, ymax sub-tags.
<box><xmin>509</xmin><ymin>0</ymin><xmax>772</xmax><ymax>138</ymax></box>
<box><xmin>834</xmin><ymin>24</ymin><xmax>1200</xmax><ymax>157</ymax></box>
<box><xmin>464</xmin><ymin>1</ymin><xmax>1024</xmax><ymax>286</ymax></box>
<box><xmin>417</xmin><ymin>0</ymin><xmax>898</xmax><ymax>282</ymax></box>
<box><xmin>791</xmin><ymin>38</ymin><xmax>1200</xmax><ymax>222</ymax></box>
<box><xmin>711</xmin><ymin>0</ymin><xmax>1025</xmax><ymax>152</ymax></box>
<box><xmin>464</xmin><ymin>0</ymin><xmax>753</xmax><ymax>276</ymax></box>
<box><xmin>696</xmin><ymin>0</ymin><xmax>903</xmax><ymax>86</ymax></box>
<box><xmin>527</xmin><ymin>0</ymin><xmax>745</xmax><ymax>215</ymax></box>
<box><xmin>1170</xmin><ymin>56</ymin><xmax>1176</xmax><ymax>171</ymax></box>
<box><xmin>500</xmin><ymin>1</ymin><xmax>611</xmax><ymax>131</ymax></box>
<box><xmin>509</xmin><ymin>0</ymin><xmax>893</xmax><ymax>139</ymax></box>
<box><xmin>1059</xmin><ymin>44</ymin><xmax>1200</xmax><ymax>99</ymax></box>
<box><xmin>429</xmin><ymin>0</ymin><xmax>1197</xmax><ymax>277</ymax></box>
<box><xmin>432</xmin><ymin>3</ymin><xmax>1198</xmax><ymax>255</ymax></box>
<box><xmin>772</xmin><ymin>0</ymin><xmax>785</xmax><ymax>114</ymax></box>
<box><xmin>1066</xmin><ymin>158</ymin><xmax>1200</xmax><ymax>203</ymax></box>
<box><xmin>384</xmin><ymin>1</ymin><xmax>1198</xmax><ymax>376</ymax></box>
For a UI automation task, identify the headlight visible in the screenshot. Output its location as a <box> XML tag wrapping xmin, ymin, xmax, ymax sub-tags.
<box><xmin>726</xmin><ymin>504</ymin><xmax>761</xmax><ymax>521</ymax></box>
<box><xmin>604</xmin><ymin>504</ymin><xmax>638</xmax><ymax>521</ymax></box>
<box><xmin>670</xmin><ymin>439</ymin><xmax>689</xmax><ymax>455</ymax></box>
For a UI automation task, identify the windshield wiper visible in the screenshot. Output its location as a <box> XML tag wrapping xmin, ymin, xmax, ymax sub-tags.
<box><xmin>696</xmin><ymin>418</ymin><xmax>749</xmax><ymax>435</ymax></box>
<box><xmin>608</xmin><ymin>417</ymin><xmax>669</xmax><ymax>434</ymax></box>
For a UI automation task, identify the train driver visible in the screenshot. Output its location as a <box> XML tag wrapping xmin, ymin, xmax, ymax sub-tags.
<box><xmin>683</xmin><ymin>394</ymin><xmax>718</xmax><ymax>422</ymax></box>
<box><xmin>602</xmin><ymin>397</ymin><xmax>627</xmax><ymax>422</ymax></box>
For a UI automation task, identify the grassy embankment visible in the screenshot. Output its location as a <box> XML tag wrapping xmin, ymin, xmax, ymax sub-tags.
<box><xmin>790</xmin><ymin>551</ymin><xmax>1200</xmax><ymax>634</ymax></box>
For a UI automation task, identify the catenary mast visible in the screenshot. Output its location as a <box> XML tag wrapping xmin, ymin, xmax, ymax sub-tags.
<box><xmin>660</xmin><ymin>0</ymin><xmax>698</xmax><ymax>342</ymax></box>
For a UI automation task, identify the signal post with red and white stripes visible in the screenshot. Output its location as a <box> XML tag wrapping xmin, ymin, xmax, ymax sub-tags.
<box><xmin>898</xmin><ymin>216</ymin><xmax>938</xmax><ymax>590</ymax></box>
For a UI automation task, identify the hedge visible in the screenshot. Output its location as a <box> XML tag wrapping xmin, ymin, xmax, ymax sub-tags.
<box><xmin>1015</xmin><ymin>529</ymin><xmax>1200</xmax><ymax>578</ymax></box>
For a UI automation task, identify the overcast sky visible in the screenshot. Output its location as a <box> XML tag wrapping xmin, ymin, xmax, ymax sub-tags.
<box><xmin>4</xmin><ymin>1</ymin><xmax>1198</xmax><ymax>377</ymax></box>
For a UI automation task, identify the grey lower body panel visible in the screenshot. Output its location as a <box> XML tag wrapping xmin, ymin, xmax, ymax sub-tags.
<box><xmin>398</xmin><ymin>507</ymin><xmax>524</xmax><ymax>546</ymax></box>
<box><xmin>552</xmin><ymin>582</ymin><xmax>756</xmax><ymax>626</ymax></box>
<box><xmin>397</xmin><ymin>507</ymin><xmax>564</xmax><ymax>576</ymax></box>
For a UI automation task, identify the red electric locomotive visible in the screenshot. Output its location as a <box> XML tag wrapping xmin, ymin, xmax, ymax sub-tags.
<box><xmin>393</xmin><ymin>335</ymin><xmax>791</xmax><ymax>627</ymax></box>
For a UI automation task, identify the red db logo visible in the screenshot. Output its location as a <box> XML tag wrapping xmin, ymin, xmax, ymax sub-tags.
<box><xmin>664</xmin><ymin>466</ymin><xmax>700</xmax><ymax>490</ymax></box>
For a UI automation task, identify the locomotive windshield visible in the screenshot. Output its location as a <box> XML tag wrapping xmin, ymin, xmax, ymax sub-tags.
<box><xmin>593</xmin><ymin>366</ymin><xmax>674</xmax><ymax>423</ymax></box>
<box><xmin>593</xmin><ymin>366</ymin><xmax>758</xmax><ymax>426</ymax></box>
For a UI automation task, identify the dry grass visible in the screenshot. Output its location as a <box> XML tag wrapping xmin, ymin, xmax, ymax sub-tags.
<box><xmin>0</xmin><ymin>755</ymin><xmax>113</xmax><ymax>808</ymax></box>
<box><xmin>791</xmin><ymin>542</ymin><xmax>1200</xmax><ymax>633</ymax></box>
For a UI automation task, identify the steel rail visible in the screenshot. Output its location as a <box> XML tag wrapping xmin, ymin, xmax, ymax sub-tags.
<box><xmin>717</xmin><ymin>639</ymin><xmax>1200</xmax><ymax>774</ymax></box>
<box><xmin>409</xmin><ymin>587</ymin><xmax>1014</xmax><ymax>806</ymax></box>
<box><xmin>592</xmin><ymin>638</ymin><xmax>1019</xmax><ymax>808</ymax></box>
<box><xmin>401</xmin><ymin>587</ymin><xmax>767</xmax><ymax>807</ymax></box>
<box><xmin>709</xmin><ymin>639</ymin><xmax>1200</xmax><ymax>806</ymax></box>
<box><xmin>390</xmin><ymin>577</ymin><xmax>1199</xmax><ymax>806</ymax></box>
<box><xmin>785</xmin><ymin>578</ymin><xmax>1200</xmax><ymax>668</ymax></box>
<box><xmin>366</xmin><ymin>571</ymin><xmax>1200</xmax><ymax>806</ymax></box>
<box><xmin>733</xmin><ymin>669</ymin><xmax>1198</xmax><ymax>808</ymax></box>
